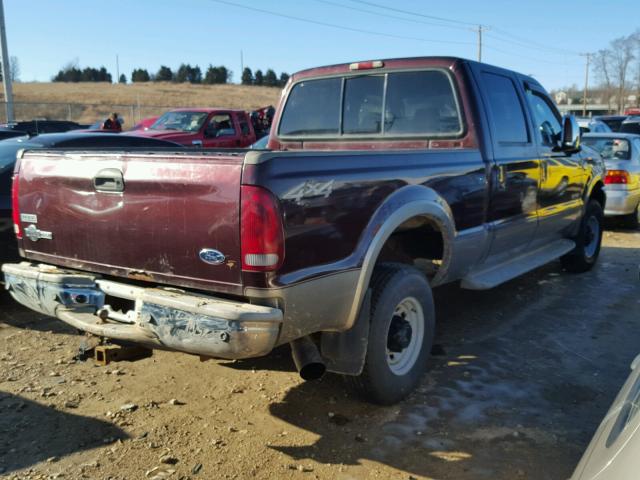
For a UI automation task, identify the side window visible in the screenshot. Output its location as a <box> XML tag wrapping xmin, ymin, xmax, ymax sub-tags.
<box><xmin>209</xmin><ymin>114</ymin><xmax>236</xmax><ymax>137</ymax></box>
<box><xmin>240</xmin><ymin>122</ymin><xmax>250</xmax><ymax>135</ymax></box>
<box><xmin>481</xmin><ymin>72</ymin><xmax>529</xmax><ymax>143</ymax></box>
<box><xmin>343</xmin><ymin>75</ymin><xmax>384</xmax><ymax>134</ymax></box>
<box><xmin>279</xmin><ymin>78</ymin><xmax>341</xmax><ymax>136</ymax></box>
<box><xmin>525</xmin><ymin>89</ymin><xmax>562</xmax><ymax>147</ymax></box>
<box><xmin>385</xmin><ymin>70</ymin><xmax>462</xmax><ymax>135</ymax></box>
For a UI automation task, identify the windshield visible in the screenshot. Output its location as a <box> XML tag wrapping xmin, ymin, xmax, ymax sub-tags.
<box><xmin>582</xmin><ymin>137</ymin><xmax>631</xmax><ymax>160</ymax></box>
<box><xmin>150</xmin><ymin>111</ymin><xmax>208</xmax><ymax>132</ymax></box>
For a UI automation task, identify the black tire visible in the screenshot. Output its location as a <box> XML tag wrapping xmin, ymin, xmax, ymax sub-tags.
<box><xmin>623</xmin><ymin>204</ymin><xmax>640</xmax><ymax>229</ymax></box>
<box><xmin>561</xmin><ymin>199</ymin><xmax>604</xmax><ymax>273</ymax></box>
<box><xmin>346</xmin><ymin>263</ymin><xmax>435</xmax><ymax>405</ymax></box>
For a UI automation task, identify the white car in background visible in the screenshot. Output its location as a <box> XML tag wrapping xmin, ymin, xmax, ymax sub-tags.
<box><xmin>571</xmin><ymin>353</ymin><xmax>640</xmax><ymax>480</ymax></box>
<box><xmin>582</xmin><ymin>133</ymin><xmax>640</xmax><ymax>228</ymax></box>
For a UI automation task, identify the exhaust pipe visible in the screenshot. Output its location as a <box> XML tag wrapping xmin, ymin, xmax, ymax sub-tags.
<box><xmin>290</xmin><ymin>336</ymin><xmax>326</xmax><ymax>381</ymax></box>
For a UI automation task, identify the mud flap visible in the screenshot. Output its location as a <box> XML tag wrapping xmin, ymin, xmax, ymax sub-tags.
<box><xmin>321</xmin><ymin>289</ymin><xmax>371</xmax><ymax>376</ymax></box>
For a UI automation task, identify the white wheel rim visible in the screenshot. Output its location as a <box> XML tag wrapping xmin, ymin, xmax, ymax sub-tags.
<box><xmin>386</xmin><ymin>296</ymin><xmax>424</xmax><ymax>376</ymax></box>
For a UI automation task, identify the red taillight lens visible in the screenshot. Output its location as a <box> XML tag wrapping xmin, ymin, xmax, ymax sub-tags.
<box><xmin>11</xmin><ymin>174</ymin><xmax>22</xmax><ymax>239</ymax></box>
<box><xmin>240</xmin><ymin>185</ymin><xmax>284</xmax><ymax>272</ymax></box>
<box><xmin>605</xmin><ymin>170</ymin><xmax>630</xmax><ymax>185</ymax></box>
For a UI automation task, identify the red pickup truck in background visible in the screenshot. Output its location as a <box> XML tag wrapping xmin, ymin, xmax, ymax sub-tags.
<box><xmin>127</xmin><ymin>108</ymin><xmax>257</xmax><ymax>148</ymax></box>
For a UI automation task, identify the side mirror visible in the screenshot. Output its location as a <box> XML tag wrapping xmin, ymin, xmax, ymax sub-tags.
<box><xmin>204</xmin><ymin>126</ymin><xmax>217</xmax><ymax>138</ymax></box>
<box><xmin>559</xmin><ymin>114</ymin><xmax>581</xmax><ymax>153</ymax></box>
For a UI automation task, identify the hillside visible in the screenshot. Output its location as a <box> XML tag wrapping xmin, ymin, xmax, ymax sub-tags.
<box><xmin>3</xmin><ymin>82</ymin><xmax>283</xmax><ymax>125</ymax></box>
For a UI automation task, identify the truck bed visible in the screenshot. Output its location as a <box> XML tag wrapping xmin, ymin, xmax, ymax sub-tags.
<box><xmin>14</xmin><ymin>149</ymin><xmax>247</xmax><ymax>294</ymax></box>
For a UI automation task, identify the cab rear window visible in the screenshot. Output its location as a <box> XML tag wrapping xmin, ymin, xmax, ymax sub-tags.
<box><xmin>278</xmin><ymin>70</ymin><xmax>462</xmax><ymax>138</ymax></box>
<box><xmin>279</xmin><ymin>78</ymin><xmax>341</xmax><ymax>136</ymax></box>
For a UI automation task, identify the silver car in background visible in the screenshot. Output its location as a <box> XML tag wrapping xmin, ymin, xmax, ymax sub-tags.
<box><xmin>571</xmin><ymin>353</ymin><xmax>640</xmax><ymax>480</ymax></box>
<box><xmin>582</xmin><ymin>133</ymin><xmax>640</xmax><ymax>228</ymax></box>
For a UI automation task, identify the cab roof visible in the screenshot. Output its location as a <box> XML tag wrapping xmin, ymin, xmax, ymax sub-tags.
<box><xmin>291</xmin><ymin>56</ymin><xmax>539</xmax><ymax>87</ymax></box>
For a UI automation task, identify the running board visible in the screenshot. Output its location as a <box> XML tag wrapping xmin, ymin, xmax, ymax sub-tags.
<box><xmin>460</xmin><ymin>239</ymin><xmax>575</xmax><ymax>290</ymax></box>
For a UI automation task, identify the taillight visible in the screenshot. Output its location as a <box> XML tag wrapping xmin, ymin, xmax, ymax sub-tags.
<box><xmin>605</xmin><ymin>170</ymin><xmax>630</xmax><ymax>185</ymax></box>
<box><xmin>11</xmin><ymin>174</ymin><xmax>22</xmax><ymax>239</ymax></box>
<box><xmin>240</xmin><ymin>185</ymin><xmax>284</xmax><ymax>272</ymax></box>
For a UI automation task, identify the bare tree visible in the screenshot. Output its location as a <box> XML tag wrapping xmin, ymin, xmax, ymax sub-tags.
<box><xmin>633</xmin><ymin>29</ymin><xmax>640</xmax><ymax>107</ymax></box>
<box><xmin>9</xmin><ymin>55</ymin><xmax>19</xmax><ymax>82</ymax></box>
<box><xmin>610</xmin><ymin>35</ymin><xmax>635</xmax><ymax>113</ymax></box>
<box><xmin>593</xmin><ymin>49</ymin><xmax>614</xmax><ymax>112</ymax></box>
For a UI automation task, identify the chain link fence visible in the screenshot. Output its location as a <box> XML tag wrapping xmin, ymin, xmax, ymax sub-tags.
<box><xmin>0</xmin><ymin>102</ymin><xmax>181</xmax><ymax>128</ymax></box>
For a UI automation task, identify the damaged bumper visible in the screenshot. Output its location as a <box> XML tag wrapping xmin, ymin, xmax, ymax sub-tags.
<box><xmin>2</xmin><ymin>262</ymin><xmax>282</xmax><ymax>359</ymax></box>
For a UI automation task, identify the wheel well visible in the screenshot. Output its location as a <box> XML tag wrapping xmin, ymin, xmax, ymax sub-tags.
<box><xmin>375</xmin><ymin>216</ymin><xmax>444</xmax><ymax>279</ymax></box>
<box><xmin>590</xmin><ymin>181</ymin><xmax>606</xmax><ymax>210</ymax></box>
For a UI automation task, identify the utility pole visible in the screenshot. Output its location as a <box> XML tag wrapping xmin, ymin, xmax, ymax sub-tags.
<box><xmin>475</xmin><ymin>25</ymin><xmax>489</xmax><ymax>62</ymax></box>
<box><xmin>580</xmin><ymin>53</ymin><xmax>591</xmax><ymax>117</ymax></box>
<box><xmin>0</xmin><ymin>0</ymin><xmax>14</xmax><ymax>122</ymax></box>
<box><xmin>116</xmin><ymin>54</ymin><xmax>119</xmax><ymax>82</ymax></box>
<box><xmin>240</xmin><ymin>50</ymin><xmax>243</xmax><ymax>83</ymax></box>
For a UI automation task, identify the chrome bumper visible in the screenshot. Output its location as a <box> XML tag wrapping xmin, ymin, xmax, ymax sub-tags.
<box><xmin>604</xmin><ymin>188</ymin><xmax>640</xmax><ymax>216</ymax></box>
<box><xmin>2</xmin><ymin>262</ymin><xmax>282</xmax><ymax>359</ymax></box>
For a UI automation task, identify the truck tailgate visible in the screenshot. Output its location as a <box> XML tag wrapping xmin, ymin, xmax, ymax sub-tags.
<box><xmin>15</xmin><ymin>150</ymin><xmax>244</xmax><ymax>293</ymax></box>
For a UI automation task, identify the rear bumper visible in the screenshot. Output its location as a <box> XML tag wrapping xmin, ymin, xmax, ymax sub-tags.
<box><xmin>603</xmin><ymin>188</ymin><xmax>640</xmax><ymax>216</ymax></box>
<box><xmin>2</xmin><ymin>262</ymin><xmax>283</xmax><ymax>359</ymax></box>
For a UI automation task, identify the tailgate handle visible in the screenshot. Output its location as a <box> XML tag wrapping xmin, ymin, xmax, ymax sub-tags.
<box><xmin>94</xmin><ymin>168</ymin><xmax>124</xmax><ymax>192</ymax></box>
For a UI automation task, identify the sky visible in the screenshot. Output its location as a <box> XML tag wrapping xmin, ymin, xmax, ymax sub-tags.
<box><xmin>4</xmin><ymin>0</ymin><xmax>639</xmax><ymax>90</ymax></box>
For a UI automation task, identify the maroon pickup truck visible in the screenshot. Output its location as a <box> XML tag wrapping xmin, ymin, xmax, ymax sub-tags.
<box><xmin>3</xmin><ymin>57</ymin><xmax>605</xmax><ymax>404</ymax></box>
<box><xmin>127</xmin><ymin>108</ymin><xmax>257</xmax><ymax>148</ymax></box>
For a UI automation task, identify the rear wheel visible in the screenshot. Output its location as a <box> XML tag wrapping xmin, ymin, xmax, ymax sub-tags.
<box><xmin>561</xmin><ymin>199</ymin><xmax>603</xmax><ymax>273</ymax></box>
<box><xmin>347</xmin><ymin>263</ymin><xmax>435</xmax><ymax>405</ymax></box>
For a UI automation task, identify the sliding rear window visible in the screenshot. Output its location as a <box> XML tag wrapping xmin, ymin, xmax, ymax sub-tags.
<box><xmin>278</xmin><ymin>69</ymin><xmax>462</xmax><ymax>138</ymax></box>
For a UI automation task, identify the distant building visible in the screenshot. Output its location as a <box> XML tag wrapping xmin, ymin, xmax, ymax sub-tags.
<box><xmin>554</xmin><ymin>91</ymin><xmax>568</xmax><ymax>104</ymax></box>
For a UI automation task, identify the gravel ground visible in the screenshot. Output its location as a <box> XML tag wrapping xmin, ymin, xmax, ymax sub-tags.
<box><xmin>0</xmin><ymin>228</ymin><xmax>638</xmax><ymax>480</ymax></box>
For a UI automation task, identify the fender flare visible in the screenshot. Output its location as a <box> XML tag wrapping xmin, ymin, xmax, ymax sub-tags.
<box><xmin>343</xmin><ymin>185</ymin><xmax>456</xmax><ymax>331</ymax></box>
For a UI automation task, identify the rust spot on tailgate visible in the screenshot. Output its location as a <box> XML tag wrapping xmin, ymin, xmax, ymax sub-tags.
<box><xmin>127</xmin><ymin>270</ymin><xmax>155</xmax><ymax>282</ymax></box>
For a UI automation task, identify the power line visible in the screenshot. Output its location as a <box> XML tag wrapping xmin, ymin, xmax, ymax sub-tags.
<box><xmin>208</xmin><ymin>0</ymin><xmax>476</xmax><ymax>46</ymax></box>
<box><xmin>312</xmin><ymin>0</ymin><xmax>470</xmax><ymax>31</ymax></box>
<box><xmin>485</xmin><ymin>32</ymin><xmax>575</xmax><ymax>57</ymax></box>
<box><xmin>482</xmin><ymin>43</ymin><xmax>581</xmax><ymax>66</ymax></box>
<box><xmin>347</xmin><ymin>0</ymin><xmax>478</xmax><ymax>26</ymax></box>
<box><xmin>489</xmin><ymin>27</ymin><xmax>580</xmax><ymax>56</ymax></box>
<box><xmin>346</xmin><ymin>0</ymin><xmax>580</xmax><ymax>58</ymax></box>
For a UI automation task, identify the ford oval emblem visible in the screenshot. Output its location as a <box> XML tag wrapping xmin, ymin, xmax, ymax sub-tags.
<box><xmin>199</xmin><ymin>249</ymin><xmax>226</xmax><ymax>265</ymax></box>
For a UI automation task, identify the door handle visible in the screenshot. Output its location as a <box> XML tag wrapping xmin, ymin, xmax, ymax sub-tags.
<box><xmin>192</xmin><ymin>140</ymin><xmax>203</xmax><ymax>147</ymax></box>
<box><xmin>94</xmin><ymin>168</ymin><xmax>124</xmax><ymax>192</ymax></box>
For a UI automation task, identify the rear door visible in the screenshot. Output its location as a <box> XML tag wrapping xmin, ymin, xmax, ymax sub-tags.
<box><xmin>523</xmin><ymin>83</ymin><xmax>585</xmax><ymax>241</ymax></box>
<box><xmin>473</xmin><ymin>66</ymin><xmax>540</xmax><ymax>264</ymax></box>
<box><xmin>16</xmin><ymin>150</ymin><xmax>244</xmax><ymax>293</ymax></box>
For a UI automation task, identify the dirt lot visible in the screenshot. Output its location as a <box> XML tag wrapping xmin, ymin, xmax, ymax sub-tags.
<box><xmin>1</xmin><ymin>228</ymin><xmax>638</xmax><ymax>480</ymax></box>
